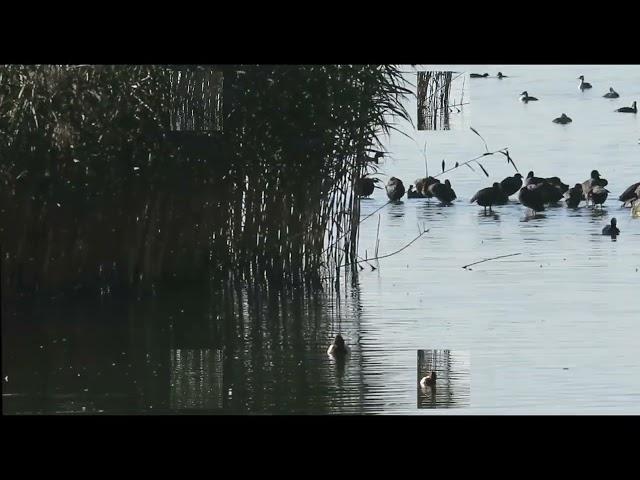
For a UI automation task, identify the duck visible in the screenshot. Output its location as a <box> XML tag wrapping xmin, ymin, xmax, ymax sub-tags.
<box><xmin>590</xmin><ymin>185</ymin><xmax>610</xmax><ymax>208</ymax></box>
<box><xmin>470</xmin><ymin>183</ymin><xmax>504</xmax><ymax>213</ymax></box>
<box><xmin>618</xmin><ymin>182</ymin><xmax>640</xmax><ymax>206</ymax></box>
<box><xmin>470</xmin><ymin>73</ymin><xmax>489</xmax><ymax>78</ymax></box>
<box><xmin>385</xmin><ymin>177</ymin><xmax>406</xmax><ymax>201</ymax></box>
<box><xmin>553</xmin><ymin>113</ymin><xmax>572</xmax><ymax>124</ymax></box>
<box><xmin>616</xmin><ymin>101</ymin><xmax>637</xmax><ymax>113</ymax></box>
<box><xmin>519</xmin><ymin>186</ymin><xmax>546</xmax><ymax>213</ymax></box>
<box><xmin>531</xmin><ymin>182</ymin><xmax>564</xmax><ymax>204</ymax></box>
<box><xmin>327</xmin><ymin>334</ymin><xmax>350</xmax><ymax>356</ymax></box>
<box><xmin>578</xmin><ymin>75</ymin><xmax>592</xmax><ymax>90</ymax></box>
<box><xmin>429</xmin><ymin>179</ymin><xmax>457</xmax><ymax>205</ymax></box>
<box><xmin>525</xmin><ymin>171</ymin><xmax>545</xmax><ymax>187</ymax></box>
<box><xmin>497</xmin><ymin>72</ymin><xmax>508</xmax><ymax>79</ymax></box>
<box><xmin>407</xmin><ymin>185</ymin><xmax>424</xmax><ymax>199</ymax></box>
<box><xmin>544</xmin><ymin>177</ymin><xmax>570</xmax><ymax>193</ymax></box>
<box><xmin>500</xmin><ymin>173</ymin><xmax>524</xmax><ymax>197</ymax></box>
<box><xmin>520</xmin><ymin>91</ymin><xmax>539</xmax><ymax>102</ymax></box>
<box><xmin>420</xmin><ymin>371</ymin><xmax>437</xmax><ymax>387</ymax></box>
<box><xmin>582</xmin><ymin>170</ymin><xmax>608</xmax><ymax>205</ymax></box>
<box><xmin>355</xmin><ymin>176</ymin><xmax>381</xmax><ymax>197</ymax></box>
<box><xmin>602</xmin><ymin>218</ymin><xmax>620</xmax><ymax>236</ymax></box>
<box><xmin>603</xmin><ymin>87</ymin><xmax>620</xmax><ymax>99</ymax></box>
<box><xmin>565</xmin><ymin>184</ymin><xmax>584</xmax><ymax>208</ymax></box>
<box><xmin>415</xmin><ymin>176</ymin><xmax>440</xmax><ymax>198</ymax></box>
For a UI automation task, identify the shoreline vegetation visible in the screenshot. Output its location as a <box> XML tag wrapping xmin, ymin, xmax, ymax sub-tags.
<box><xmin>0</xmin><ymin>65</ymin><xmax>412</xmax><ymax>305</ymax></box>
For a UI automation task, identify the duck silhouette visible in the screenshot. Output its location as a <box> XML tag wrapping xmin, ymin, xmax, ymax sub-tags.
<box><xmin>327</xmin><ymin>334</ymin><xmax>350</xmax><ymax>356</ymax></box>
<box><xmin>602</xmin><ymin>218</ymin><xmax>620</xmax><ymax>236</ymax></box>
<box><xmin>385</xmin><ymin>177</ymin><xmax>406</xmax><ymax>201</ymax></box>
<box><xmin>500</xmin><ymin>173</ymin><xmax>523</xmax><ymax>197</ymax></box>
<box><xmin>470</xmin><ymin>183</ymin><xmax>504</xmax><ymax>213</ymax></box>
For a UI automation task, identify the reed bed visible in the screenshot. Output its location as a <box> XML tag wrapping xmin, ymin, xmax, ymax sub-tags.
<box><xmin>417</xmin><ymin>71</ymin><xmax>462</xmax><ymax>130</ymax></box>
<box><xmin>0</xmin><ymin>64</ymin><xmax>411</xmax><ymax>303</ymax></box>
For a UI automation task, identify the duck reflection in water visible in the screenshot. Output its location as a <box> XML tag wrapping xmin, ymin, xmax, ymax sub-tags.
<box><xmin>388</xmin><ymin>201</ymin><xmax>405</xmax><ymax>218</ymax></box>
<box><xmin>477</xmin><ymin>211</ymin><xmax>500</xmax><ymax>222</ymax></box>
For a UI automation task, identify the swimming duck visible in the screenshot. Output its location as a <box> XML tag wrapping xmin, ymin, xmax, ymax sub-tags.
<box><xmin>603</xmin><ymin>87</ymin><xmax>620</xmax><ymax>98</ymax></box>
<box><xmin>420</xmin><ymin>371</ymin><xmax>437</xmax><ymax>387</ymax></box>
<box><xmin>520</xmin><ymin>91</ymin><xmax>539</xmax><ymax>102</ymax></box>
<box><xmin>590</xmin><ymin>185</ymin><xmax>610</xmax><ymax>208</ymax></box>
<box><xmin>616</xmin><ymin>101</ymin><xmax>637</xmax><ymax>113</ymax></box>
<box><xmin>519</xmin><ymin>186</ymin><xmax>546</xmax><ymax>213</ymax></box>
<box><xmin>497</xmin><ymin>72</ymin><xmax>508</xmax><ymax>79</ymax></box>
<box><xmin>470</xmin><ymin>73</ymin><xmax>489</xmax><ymax>78</ymax></box>
<box><xmin>578</xmin><ymin>75</ymin><xmax>592</xmax><ymax>90</ymax></box>
<box><xmin>553</xmin><ymin>113</ymin><xmax>572</xmax><ymax>124</ymax></box>
<box><xmin>582</xmin><ymin>170</ymin><xmax>608</xmax><ymax>205</ymax></box>
<box><xmin>500</xmin><ymin>173</ymin><xmax>523</xmax><ymax>197</ymax></box>
<box><xmin>429</xmin><ymin>179</ymin><xmax>457</xmax><ymax>205</ymax></box>
<box><xmin>602</xmin><ymin>218</ymin><xmax>620</xmax><ymax>236</ymax></box>
<box><xmin>385</xmin><ymin>177</ymin><xmax>406</xmax><ymax>201</ymax></box>
<box><xmin>618</xmin><ymin>182</ymin><xmax>640</xmax><ymax>206</ymax></box>
<box><xmin>355</xmin><ymin>176</ymin><xmax>381</xmax><ymax>197</ymax></box>
<box><xmin>415</xmin><ymin>176</ymin><xmax>440</xmax><ymax>198</ymax></box>
<box><xmin>407</xmin><ymin>185</ymin><xmax>424</xmax><ymax>198</ymax></box>
<box><xmin>470</xmin><ymin>183</ymin><xmax>504</xmax><ymax>213</ymax></box>
<box><xmin>565</xmin><ymin>184</ymin><xmax>584</xmax><ymax>208</ymax></box>
<box><xmin>327</xmin><ymin>334</ymin><xmax>350</xmax><ymax>356</ymax></box>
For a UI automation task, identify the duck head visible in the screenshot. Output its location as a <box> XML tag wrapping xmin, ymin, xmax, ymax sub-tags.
<box><xmin>527</xmin><ymin>171</ymin><xmax>535</xmax><ymax>179</ymax></box>
<box><xmin>333</xmin><ymin>334</ymin><xmax>346</xmax><ymax>349</ymax></box>
<box><xmin>611</xmin><ymin>217</ymin><xmax>617</xmax><ymax>227</ymax></box>
<box><xmin>578</xmin><ymin>75</ymin><xmax>585</xmax><ymax>81</ymax></box>
<box><xmin>445</xmin><ymin>179</ymin><xmax>452</xmax><ymax>187</ymax></box>
<box><xmin>514</xmin><ymin>173</ymin><xmax>523</xmax><ymax>180</ymax></box>
<box><xmin>520</xmin><ymin>91</ymin><xmax>528</xmax><ymax>96</ymax></box>
<box><xmin>591</xmin><ymin>170</ymin><xmax>601</xmax><ymax>179</ymax></box>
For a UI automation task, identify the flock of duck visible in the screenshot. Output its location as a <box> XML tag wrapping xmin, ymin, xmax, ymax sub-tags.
<box><xmin>354</xmin><ymin>71</ymin><xmax>640</xmax><ymax>238</ymax></box>
<box><xmin>327</xmin><ymin>333</ymin><xmax>438</xmax><ymax>389</ymax></box>
<box><xmin>370</xmin><ymin>170</ymin><xmax>638</xmax><ymax>236</ymax></box>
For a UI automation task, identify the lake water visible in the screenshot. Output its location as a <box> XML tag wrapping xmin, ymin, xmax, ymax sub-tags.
<box><xmin>3</xmin><ymin>65</ymin><xmax>640</xmax><ymax>414</ymax></box>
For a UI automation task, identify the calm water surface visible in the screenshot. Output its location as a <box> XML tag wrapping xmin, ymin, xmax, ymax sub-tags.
<box><xmin>3</xmin><ymin>65</ymin><xmax>640</xmax><ymax>414</ymax></box>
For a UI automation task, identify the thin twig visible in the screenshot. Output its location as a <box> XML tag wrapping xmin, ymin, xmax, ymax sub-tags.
<box><xmin>336</xmin><ymin>228</ymin><xmax>429</xmax><ymax>271</ymax></box>
<box><xmin>462</xmin><ymin>253</ymin><xmax>522</xmax><ymax>270</ymax></box>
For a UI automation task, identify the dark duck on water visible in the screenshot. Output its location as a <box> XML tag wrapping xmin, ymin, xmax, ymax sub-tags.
<box><xmin>553</xmin><ymin>113</ymin><xmax>572</xmax><ymax>124</ymax></box>
<box><xmin>602</xmin><ymin>218</ymin><xmax>620</xmax><ymax>236</ymax></box>
<box><xmin>355</xmin><ymin>176</ymin><xmax>381</xmax><ymax>197</ymax></box>
<box><xmin>582</xmin><ymin>170</ymin><xmax>608</xmax><ymax>205</ymax></box>
<box><xmin>603</xmin><ymin>87</ymin><xmax>620</xmax><ymax>98</ymax></box>
<box><xmin>327</xmin><ymin>334</ymin><xmax>350</xmax><ymax>356</ymax></box>
<box><xmin>407</xmin><ymin>185</ymin><xmax>423</xmax><ymax>198</ymax></box>
<box><xmin>385</xmin><ymin>177</ymin><xmax>406</xmax><ymax>201</ymax></box>
<box><xmin>578</xmin><ymin>75</ymin><xmax>592</xmax><ymax>90</ymax></box>
<box><xmin>470</xmin><ymin>73</ymin><xmax>489</xmax><ymax>78</ymax></box>
<box><xmin>619</xmin><ymin>182</ymin><xmax>640</xmax><ymax>206</ymax></box>
<box><xmin>500</xmin><ymin>173</ymin><xmax>523</xmax><ymax>197</ymax></box>
<box><xmin>590</xmin><ymin>185</ymin><xmax>610</xmax><ymax>208</ymax></box>
<box><xmin>565</xmin><ymin>184</ymin><xmax>584</xmax><ymax>208</ymax></box>
<box><xmin>429</xmin><ymin>179</ymin><xmax>457</xmax><ymax>205</ymax></box>
<box><xmin>616</xmin><ymin>101</ymin><xmax>637</xmax><ymax>113</ymax></box>
<box><xmin>519</xmin><ymin>186</ymin><xmax>546</xmax><ymax>213</ymax></box>
<box><xmin>470</xmin><ymin>183</ymin><xmax>504</xmax><ymax>213</ymax></box>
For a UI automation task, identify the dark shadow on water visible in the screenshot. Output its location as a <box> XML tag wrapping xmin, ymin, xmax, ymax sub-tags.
<box><xmin>2</xmin><ymin>285</ymin><xmax>371</xmax><ymax>414</ymax></box>
<box><xmin>520</xmin><ymin>212</ymin><xmax>547</xmax><ymax>222</ymax></box>
<box><xmin>477</xmin><ymin>211</ymin><xmax>501</xmax><ymax>222</ymax></box>
<box><xmin>388</xmin><ymin>201</ymin><xmax>405</xmax><ymax>218</ymax></box>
